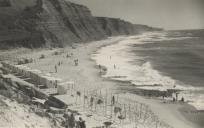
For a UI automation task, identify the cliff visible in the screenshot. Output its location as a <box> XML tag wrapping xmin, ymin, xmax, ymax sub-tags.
<box><xmin>0</xmin><ymin>0</ymin><xmax>161</xmax><ymax>49</ymax></box>
<box><xmin>96</xmin><ymin>17</ymin><xmax>162</xmax><ymax>36</ymax></box>
<box><xmin>40</xmin><ymin>0</ymin><xmax>107</xmax><ymax>47</ymax></box>
<box><xmin>0</xmin><ymin>0</ymin><xmax>45</xmax><ymax>49</ymax></box>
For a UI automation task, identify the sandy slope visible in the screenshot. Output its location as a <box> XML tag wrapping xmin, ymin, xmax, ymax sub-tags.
<box><xmin>0</xmin><ymin>95</ymin><xmax>53</xmax><ymax>128</ymax></box>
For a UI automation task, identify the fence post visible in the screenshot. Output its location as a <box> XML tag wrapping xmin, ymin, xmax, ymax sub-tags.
<box><xmin>117</xmin><ymin>94</ymin><xmax>119</xmax><ymax>104</ymax></box>
<box><xmin>140</xmin><ymin>103</ymin><xmax>143</xmax><ymax>119</ymax></box>
<box><xmin>129</xmin><ymin>104</ymin><xmax>131</xmax><ymax>122</ymax></box>
<box><xmin>134</xmin><ymin>111</ymin><xmax>137</xmax><ymax>128</ymax></box>
<box><xmin>124</xmin><ymin>104</ymin><xmax>126</xmax><ymax>121</ymax></box>
<box><xmin>105</xmin><ymin>89</ymin><xmax>108</xmax><ymax>117</ymax></box>
<box><xmin>95</xmin><ymin>90</ymin><xmax>97</xmax><ymax>112</ymax></box>
<box><xmin>83</xmin><ymin>88</ymin><xmax>85</xmax><ymax>110</ymax></box>
<box><xmin>110</xmin><ymin>92</ymin><xmax>113</xmax><ymax>119</ymax></box>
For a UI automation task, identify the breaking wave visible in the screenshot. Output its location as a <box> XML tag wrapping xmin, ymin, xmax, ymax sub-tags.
<box><xmin>92</xmin><ymin>32</ymin><xmax>204</xmax><ymax>110</ymax></box>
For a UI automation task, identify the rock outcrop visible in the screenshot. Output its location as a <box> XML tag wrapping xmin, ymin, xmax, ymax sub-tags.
<box><xmin>0</xmin><ymin>0</ymin><xmax>161</xmax><ymax>49</ymax></box>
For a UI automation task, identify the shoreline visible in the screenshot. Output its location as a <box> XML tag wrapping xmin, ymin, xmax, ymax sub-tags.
<box><xmin>0</xmin><ymin>35</ymin><xmax>203</xmax><ymax>128</ymax></box>
<box><xmin>89</xmin><ymin>36</ymin><xmax>204</xmax><ymax>128</ymax></box>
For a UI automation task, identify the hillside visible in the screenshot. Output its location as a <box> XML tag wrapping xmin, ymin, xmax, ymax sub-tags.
<box><xmin>0</xmin><ymin>0</ymin><xmax>161</xmax><ymax>49</ymax></box>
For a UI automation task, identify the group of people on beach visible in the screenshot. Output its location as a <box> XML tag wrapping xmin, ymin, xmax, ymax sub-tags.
<box><xmin>64</xmin><ymin>112</ymin><xmax>86</xmax><ymax>128</ymax></box>
<box><xmin>97</xmin><ymin>55</ymin><xmax>118</xmax><ymax>73</ymax></box>
<box><xmin>53</xmin><ymin>51</ymin><xmax>80</xmax><ymax>73</ymax></box>
<box><xmin>54</xmin><ymin>61</ymin><xmax>63</xmax><ymax>73</ymax></box>
<box><xmin>172</xmin><ymin>92</ymin><xmax>185</xmax><ymax>102</ymax></box>
<box><xmin>66</xmin><ymin>52</ymin><xmax>78</xmax><ymax>66</ymax></box>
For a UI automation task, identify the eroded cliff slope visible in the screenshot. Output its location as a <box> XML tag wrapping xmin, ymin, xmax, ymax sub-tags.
<box><xmin>97</xmin><ymin>17</ymin><xmax>162</xmax><ymax>36</ymax></box>
<box><xmin>0</xmin><ymin>0</ymin><xmax>160</xmax><ymax>49</ymax></box>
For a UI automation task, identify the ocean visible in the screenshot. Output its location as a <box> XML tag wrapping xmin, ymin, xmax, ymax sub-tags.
<box><xmin>92</xmin><ymin>30</ymin><xmax>204</xmax><ymax>110</ymax></box>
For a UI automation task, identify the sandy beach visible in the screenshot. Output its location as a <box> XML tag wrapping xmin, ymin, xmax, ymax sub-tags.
<box><xmin>1</xmin><ymin>36</ymin><xmax>203</xmax><ymax>128</ymax></box>
<box><xmin>0</xmin><ymin>0</ymin><xmax>203</xmax><ymax>127</ymax></box>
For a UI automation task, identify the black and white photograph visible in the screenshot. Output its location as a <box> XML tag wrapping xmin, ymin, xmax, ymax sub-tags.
<box><xmin>0</xmin><ymin>0</ymin><xmax>204</xmax><ymax>128</ymax></box>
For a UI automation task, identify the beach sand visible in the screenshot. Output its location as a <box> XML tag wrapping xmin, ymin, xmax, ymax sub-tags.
<box><xmin>1</xmin><ymin>36</ymin><xmax>204</xmax><ymax>128</ymax></box>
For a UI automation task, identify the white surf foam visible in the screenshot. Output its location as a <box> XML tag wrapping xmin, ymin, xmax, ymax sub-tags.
<box><xmin>92</xmin><ymin>32</ymin><xmax>204</xmax><ymax>110</ymax></box>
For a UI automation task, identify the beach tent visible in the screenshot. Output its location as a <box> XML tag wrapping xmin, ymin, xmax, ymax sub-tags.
<box><xmin>12</xmin><ymin>65</ymin><xmax>19</xmax><ymax>73</ymax></box>
<box><xmin>40</xmin><ymin>76</ymin><xmax>62</xmax><ymax>88</ymax></box>
<box><xmin>39</xmin><ymin>76</ymin><xmax>47</xmax><ymax>87</ymax></box>
<box><xmin>57</xmin><ymin>81</ymin><xmax>74</xmax><ymax>95</ymax></box>
<box><xmin>16</xmin><ymin>65</ymin><xmax>32</xmax><ymax>77</ymax></box>
<box><xmin>2</xmin><ymin>63</ymin><xmax>18</xmax><ymax>74</ymax></box>
<box><xmin>29</xmin><ymin>69</ymin><xmax>42</xmax><ymax>85</ymax></box>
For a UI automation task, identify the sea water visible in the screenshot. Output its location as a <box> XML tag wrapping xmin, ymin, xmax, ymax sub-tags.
<box><xmin>92</xmin><ymin>30</ymin><xmax>204</xmax><ymax>110</ymax></box>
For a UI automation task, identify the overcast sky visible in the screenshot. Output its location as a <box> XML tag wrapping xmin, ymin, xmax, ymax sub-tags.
<box><xmin>68</xmin><ymin>0</ymin><xmax>204</xmax><ymax>30</ymax></box>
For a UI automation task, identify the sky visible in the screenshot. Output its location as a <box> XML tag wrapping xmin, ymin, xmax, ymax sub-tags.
<box><xmin>68</xmin><ymin>0</ymin><xmax>204</xmax><ymax>30</ymax></box>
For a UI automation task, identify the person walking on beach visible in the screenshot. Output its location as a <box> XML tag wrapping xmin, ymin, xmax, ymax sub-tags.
<box><xmin>64</xmin><ymin>112</ymin><xmax>69</xmax><ymax>128</ymax></box>
<box><xmin>114</xmin><ymin>64</ymin><xmax>116</xmax><ymax>69</ymax></box>
<box><xmin>55</xmin><ymin>80</ymin><xmax>58</xmax><ymax>88</ymax></box>
<box><xmin>68</xmin><ymin>113</ymin><xmax>75</xmax><ymax>128</ymax></box>
<box><xmin>99</xmin><ymin>64</ymin><xmax>102</xmax><ymax>73</ymax></box>
<box><xmin>74</xmin><ymin>59</ymin><xmax>79</xmax><ymax>66</ymax></box>
<box><xmin>111</xmin><ymin>95</ymin><xmax>115</xmax><ymax>105</ymax></box>
<box><xmin>65</xmin><ymin>118</ymin><xmax>69</xmax><ymax>128</ymax></box>
<box><xmin>90</xmin><ymin>97</ymin><xmax>94</xmax><ymax>110</ymax></box>
<box><xmin>55</xmin><ymin>65</ymin><xmax>57</xmax><ymax>73</ymax></box>
<box><xmin>176</xmin><ymin>92</ymin><xmax>179</xmax><ymax>101</ymax></box>
<box><xmin>181</xmin><ymin>97</ymin><xmax>185</xmax><ymax>102</ymax></box>
<box><xmin>79</xmin><ymin>117</ymin><xmax>86</xmax><ymax>128</ymax></box>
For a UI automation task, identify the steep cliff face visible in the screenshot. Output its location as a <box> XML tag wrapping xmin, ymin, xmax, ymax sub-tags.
<box><xmin>0</xmin><ymin>0</ymin><xmax>45</xmax><ymax>49</ymax></box>
<box><xmin>96</xmin><ymin>17</ymin><xmax>158</xmax><ymax>36</ymax></box>
<box><xmin>0</xmin><ymin>0</ymin><xmax>160</xmax><ymax>49</ymax></box>
<box><xmin>39</xmin><ymin>0</ymin><xmax>107</xmax><ymax>47</ymax></box>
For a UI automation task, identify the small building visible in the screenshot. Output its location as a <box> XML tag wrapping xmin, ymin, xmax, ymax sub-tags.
<box><xmin>57</xmin><ymin>81</ymin><xmax>74</xmax><ymax>95</ymax></box>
